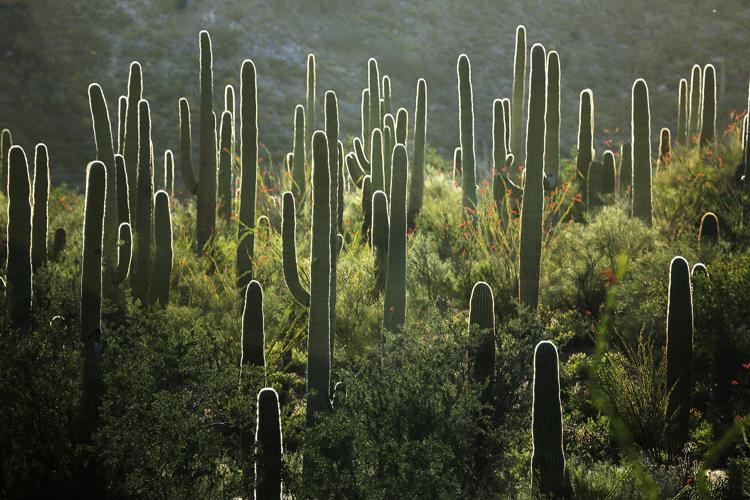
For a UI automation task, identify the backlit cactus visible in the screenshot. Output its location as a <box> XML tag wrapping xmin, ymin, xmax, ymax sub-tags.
<box><xmin>659</xmin><ymin>128</ymin><xmax>672</xmax><ymax>167</ymax></box>
<box><xmin>6</xmin><ymin>146</ymin><xmax>32</xmax><ymax>324</ymax></box>
<box><xmin>586</xmin><ymin>161</ymin><xmax>603</xmax><ymax>213</ymax></box>
<box><xmin>31</xmin><ymin>143</ymin><xmax>49</xmax><ymax>272</ymax></box>
<box><xmin>601</xmin><ymin>150</ymin><xmax>616</xmax><ymax>197</ymax></box>
<box><xmin>545</xmin><ymin>51</ymin><xmax>561</xmax><ymax>181</ymax></box>
<box><xmin>395</xmin><ymin>107</ymin><xmax>408</xmax><ymax>145</ymax></box>
<box><xmin>150</xmin><ymin>191</ymin><xmax>172</xmax><ymax>306</ymax></box>
<box><xmin>382</xmin><ymin>75</ymin><xmax>392</xmax><ymax>119</ymax></box>
<box><xmin>325</xmin><ymin>91</ymin><xmax>340</xmax><ymax>357</ymax></box>
<box><xmin>407</xmin><ymin>78</ymin><xmax>426</xmax><ymax>231</ymax></box>
<box><xmin>631</xmin><ymin>79</ymin><xmax>652</xmax><ymax>226</ymax></box>
<box><xmin>666</xmin><ymin>256</ymin><xmax>694</xmax><ymax>452</ymax></box>
<box><xmin>492</xmin><ymin>99</ymin><xmax>508</xmax><ymax>216</ymax></box>
<box><xmin>383</xmin><ymin>144</ymin><xmax>408</xmax><ymax>331</ymax></box>
<box><xmin>292</xmin><ymin>104</ymin><xmax>306</xmax><ymax>202</ymax></box>
<box><xmin>531</xmin><ymin>340</ymin><xmax>566</xmax><ymax>497</ymax></box>
<box><xmin>619</xmin><ymin>142</ymin><xmax>632</xmax><ymax>198</ymax></box>
<box><xmin>361</xmin><ymin>175</ymin><xmax>373</xmax><ymax>244</ymax></box>
<box><xmin>117</xmin><ymin>95</ymin><xmax>127</xmax><ymax>154</ymax></box>
<box><xmin>131</xmin><ymin>99</ymin><xmax>153</xmax><ymax>304</ymax></box>
<box><xmin>164</xmin><ymin>149</ymin><xmax>174</xmax><ymax>196</ymax></box>
<box><xmin>511</xmin><ymin>25</ymin><xmax>527</xmax><ymax>157</ymax></box>
<box><xmin>124</xmin><ymin>62</ymin><xmax>143</xmax><ymax>210</ymax></box>
<box><xmin>677</xmin><ymin>78</ymin><xmax>688</xmax><ymax>146</ymax></box>
<box><xmin>281</xmin><ymin>191</ymin><xmax>311</xmax><ymax>306</ymax></box>
<box><xmin>698</xmin><ymin>211</ymin><xmax>719</xmax><ymax>258</ymax></box>
<box><xmin>576</xmin><ymin>89</ymin><xmax>594</xmax><ymax>189</ymax></box>
<box><xmin>361</xmin><ymin>88</ymin><xmax>370</xmax><ymax>151</ymax></box>
<box><xmin>518</xmin><ymin>44</ymin><xmax>546</xmax><ymax>310</ymax></box>
<box><xmin>306</xmin><ymin>54</ymin><xmax>316</xmax><ymax>160</ymax></box>
<box><xmin>115</xmin><ymin>154</ymin><xmax>130</xmax><ymax>225</ymax></box>
<box><xmin>197</xmin><ymin>30</ymin><xmax>217</xmax><ymax>249</ymax></box>
<box><xmin>255</xmin><ymin>387</ymin><xmax>283</xmax><ymax>499</ymax></box>
<box><xmin>699</xmin><ymin>64</ymin><xmax>716</xmax><ymax>148</ymax></box>
<box><xmin>237</xmin><ymin>59</ymin><xmax>258</xmax><ymax>290</ymax></box>
<box><xmin>688</xmin><ymin>65</ymin><xmax>702</xmax><ymax>139</ymax></box>
<box><xmin>242</xmin><ymin>279</ymin><xmax>266</xmax><ymax>368</ymax></box>
<box><xmin>113</xmin><ymin>222</ymin><xmax>131</xmax><ymax>285</ymax></box>
<box><xmin>457</xmin><ymin>54</ymin><xmax>477</xmax><ymax>216</ymax></box>
<box><xmin>1</xmin><ymin>128</ymin><xmax>12</xmax><ymax>196</ymax></box>
<box><xmin>370</xmin><ymin>129</ymin><xmax>385</xmax><ymax>194</ymax></box>
<box><xmin>218</xmin><ymin>110</ymin><xmax>233</xmax><ymax>222</ymax></box>
<box><xmin>372</xmin><ymin>189</ymin><xmax>389</xmax><ymax>293</ymax></box>
<box><xmin>368</xmin><ymin>58</ymin><xmax>381</xmax><ymax>146</ymax></box>
<box><xmin>469</xmin><ymin>281</ymin><xmax>495</xmax><ymax>404</ymax></box>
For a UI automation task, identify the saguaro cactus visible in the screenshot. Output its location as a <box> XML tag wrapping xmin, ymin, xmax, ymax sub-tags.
<box><xmin>631</xmin><ymin>79</ymin><xmax>653</xmax><ymax>226</ymax></box>
<box><xmin>698</xmin><ymin>212</ymin><xmax>719</xmax><ymax>258</ymax></box>
<box><xmin>576</xmin><ymin>89</ymin><xmax>594</xmax><ymax>187</ymax></box>
<box><xmin>6</xmin><ymin>146</ymin><xmax>32</xmax><ymax>324</ymax></box>
<box><xmin>531</xmin><ymin>340</ymin><xmax>566</xmax><ymax>497</ymax></box>
<box><xmin>1</xmin><ymin>128</ymin><xmax>13</xmax><ymax>196</ymax></box>
<box><xmin>545</xmin><ymin>51</ymin><xmax>561</xmax><ymax>181</ymax></box>
<box><xmin>688</xmin><ymin>65</ymin><xmax>702</xmax><ymax>140</ymax></box>
<box><xmin>242</xmin><ymin>279</ymin><xmax>266</xmax><ymax>368</ymax></box>
<box><xmin>360</xmin><ymin>175</ymin><xmax>373</xmax><ymax>243</ymax></box>
<box><xmin>492</xmin><ymin>99</ymin><xmax>508</xmax><ymax>215</ymax></box>
<box><xmin>131</xmin><ymin>99</ymin><xmax>153</xmax><ymax>304</ymax></box>
<box><xmin>281</xmin><ymin>192</ymin><xmax>311</xmax><ymax>306</ymax></box>
<box><xmin>457</xmin><ymin>54</ymin><xmax>477</xmax><ymax>216</ymax></box>
<box><xmin>407</xmin><ymin>79</ymin><xmax>427</xmax><ymax>231</ymax></box>
<box><xmin>372</xmin><ymin>190</ymin><xmax>389</xmax><ymax>293</ymax></box>
<box><xmin>601</xmin><ymin>150</ymin><xmax>616</xmax><ymax>197</ymax></box>
<box><xmin>368</xmin><ymin>58</ymin><xmax>381</xmax><ymax>147</ymax></box>
<box><xmin>113</xmin><ymin>222</ymin><xmax>132</xmax><ymax>285</ymax></box>
<box><xmin>361</xmin><ymin>88</ymin><xmax>370</xmax><ymax>151</ymax></box>
<box><xmin>370</xmin><ymin>129</ymin><xmax>385</xmax><ymax>194</ymax></box>
<box><xmin>123</xmin><ymin>62</ymin><xmax>143</xmax><ymax>212</ymax></box>
<box><xmin>395</xmin><ymin>108</ymin><xmax>408</xmax><ymax>145</ymax></box>
<box><xmin>666</xmin><ymin>256</ymin><xmax>694</xmax><ymax>452</ymax></box>
<box><xmin>292</xmin><ymin>104</ymin><xmax>306</xmax><ymax>202</ymax></box>
<box><xmin>659</xmin><ymin>128</ymin><xmax>672</xmax><ymax>167</ymax></box>
<box><xmin>306</xmin><ymin>54</ymin><xmax>316</xmax><ymax>160</ymax></box>
<box><xmin>325</xmin><ymin>91</ymin><xmax>340</xmax><ymax>357</ymax></box>
<box><xmin>117</xmin><ymin>95</ymin><xmax>127</xmax><ymax>154</ymax></box>
<box><xmin>31</xmin><ymin>143</ymin><xmax>49</xmax><ymax>271</ymax></box>
<box><xmin>164</xmin><ymin>149</ymin><xmax>174</xmax><ymax>196</ymax></box>
<box><xmin>619</xmin><ymin>142</ymin><xmax>632</xmax><ymax>198</ymax></box>
<box><xmin>699</xmin><ymin>64</ymin><xmax>716</xmax><ymax>148</ymax></box>
<box><xmin>518</xmin><ymin>44</ymin><xmax>547</xmax><ymax>310</ymax></box>
<box><xmin>255</xmin><ymin>387</ymin><xmax>283</xmax><ymax>499</ymax></box>
<box><xmin>677</xmin><ymin>79</ymin><xmax>689</xmax><ymax>146</ymax></box>
<box><xmin>218</xmin><ymin>110</ymin><xmax>233</xmax><ymax>222</ymax></box>
<box><xmin>115</xmin><ymin>154</ymin><xmax>130</xmax><ymax>225</ymax></box>
<box><xmin>383</xmin><ymin>145</ymin><xmax>408</xmax><ymax>332</ymax></box>
<box><xmin>511</xmin><ymin>25</ymin><xmax>527</xmax><ymax>158</ymax></box>
<box><xmin>237</xmin><ymin>59</ymin><xmax>258</xmax><ymax>290</ymax></box>
<box><xmin>469</xmin><ymin>281</ymin><xmax>495</xmax><ymax>404</ymax></box>
<box><xmin>150</xmin><ymin>191</ymin><xmax>172</xmax><ymax>306</ymax></box>
<box><xmin>224</xmin><ymin>84</ymin><xmax>236</xmax><ymax>155</ymax></box>
<box><xmin>196</xmin><ymin>30</ymin><xmax>217</xmax><ymax>249</ymax></box>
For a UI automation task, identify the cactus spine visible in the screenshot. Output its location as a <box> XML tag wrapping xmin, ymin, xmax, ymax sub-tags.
<box><xmin>6</xmin><ymin>146</ymin><xmax>32</xmax><ymax>324</ymax></box>
<box><xmin>131</xmin><ymin>99</ymin><xmax>153</xmax><ymax>304</ymax></box>
<box><xmin>237</xmin><ymin>59</ymin><xmax>258</xmax><ymax>290</ymax></box>
<box><xmin>531</xmin><ymin>340</ymin><xmax>566</xmax><ymax>496</ymax></box>
<box><xmin>492</xmin><ymin>99</ymin><xmax>508</xmax><ymax>217</ymax></box>
<box><xmin>457</xmin><ymin>54</ymin><xmax>477</xmax><ymax>216</ymax></box>
<box><xmin>518</xmin><ymin>44</ymin><xmax>547</xmax><ymax>310</ymax></box>
<box><xmin>659</xmin><ymin>128</ymin><xmax>672</xmax><ymax>167</ymax></box>
<box><xmin>407</xmin><ymin>79</ymin><xmax>426</xmax><ymax>231</ymax></box>
<box><xmin>150</xmin><ymin>191</ymin><xmax>172</xmax><ymax>306</ymax></box>
<box><xmin>372</xmin><ymin>190</ymin><xmax>389</xmax><ymax>293</ymax></box>
<box><xmin>31</xmin><ymin>144</ymin><xmax>49</xmax><ymax>271</ymax></box>
<box><xmin>511</xmin><ymin>25</ymin><xmax>527</xmax><ymax>158</ymax></box>
<box><xmin>631</xmin><ymin>79</ymin><xmax>653</xmax><ymax>226</ymax></box>
<box><xmin>699</xmin><ymin>64</ymin><xmax>716</xmax><ymax>148</ymax></box>
<box><xmin>383</xmin><ymin>145</ymin><xmax>408</xmax><ymax>331</ymax></box>
<box><xmin>666</xmin><ymin>256</ymin><xmax>694</xmax><ymax>452</ymax></box>
<box><xmin>292</xmin><ymin>105</ymin><xmax>306</xmax><ymax>202</ymax></box>
<box><xmin>677</xmin><ymin>78</ymin><xmax>689</xmax><ymax>146</ymax></box>
<box><xmin>688</xmin><ymin>65</ymin><xmax>702</xmax><ymax>140</ymax></box>
<box><xmin>218</xmin><ymin>110</ymin><xmax>233</xmax><ymax>222</ymax></box>
<box><xmin>255</xmin><ymin>387</ymin><xmax>283</xmax><ymax>499</ymax></box>
<box><xmin>306</xmin><ymin>54</ymin><xmax>316</xmax><ymax>160</ymax></box>
<box><xmin>124</xmin><ymin>62</ymin><xmax>143</xmax><ymax>211</ymax></box>
<box><xmin>576</xmin><ymin>89</ymin><xmax>594</xmax><ymax>189</ymax></box>
<box><xmin>0</xmin><ymin>128</ymin><xmax>11</xmax><ymax>196</ymax></box>
<box><xmin>196</xmin><ymin>30</ymin><xmax>217</xmax><ymax>249</ymax></box>
<box><xmin>469</xmin><ymin>282</ymin><xmax>495</xmax><ymax>403</ymax></box>
<box><xmin>545</xmin><ymin>51</ymin><xmax>561</xmax><ymax>181</ymax></box>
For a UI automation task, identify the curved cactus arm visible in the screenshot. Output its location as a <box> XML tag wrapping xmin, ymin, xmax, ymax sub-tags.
<box><xmin>281</xmin><ymin>191</ymin><xmax>311</xmax><ymax>306</ymax></box>
<box><xmin>112</xmin><ymin>222</ymin><xmax>132</xmax><ymax>285</ymax></box>
<box><xmin>179</xmin><ymin>97</ymin><xmax>198</xmax><ymax>194</ymax></box>
<box><xmin>114</xmin><ymin>154</ymin><xmax>131</xmax><ymax>225</ymax></box>
<box><xmin>346</xmin><ymin>152</ymin><xmax>366</xmax><ymax>189</ymax></box>
<box><xmin>353</xmin><ymin>136</ymin><xmax>370</xmax><ymax>174</ymax></box>
<box><xmin>360</xmin><ymin>175</ymin><xmax>373</xmax><ymax>244</ymax></box>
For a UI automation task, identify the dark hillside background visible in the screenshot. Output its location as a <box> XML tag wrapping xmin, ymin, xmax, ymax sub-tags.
<box><xmin>1</xmin><ymin>0</ymin><xmax>748</xmax><ymax>186</ymax></box>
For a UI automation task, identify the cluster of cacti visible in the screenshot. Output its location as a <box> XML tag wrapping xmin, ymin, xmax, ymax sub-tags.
<box><xmin>631</xmin><ymin>79</ymin><xmax>653</xmax><ymax>226</ymax></box>
<box><xmin>457</xmin><ymin>54</ymin><xmax>477</xmax><ymax>217</ymax></box>
<box><xmin>518</xmin><ymin>44</ymin><xmax>547</xmax><ymax>309</ymax></box>
<box><xmin>665</xmin><ymin>256</ymin><xmax>694</xmax><ymax>453</ymax></box>
<box><xmin>531</xmin><ymin>340</ymin><xmax>566</xmax><ymax>496</ymax></box>
<box><xmin>383</xmin><ymin>145</ymin><xmax>408</xmax><ymax>332</ymax></box>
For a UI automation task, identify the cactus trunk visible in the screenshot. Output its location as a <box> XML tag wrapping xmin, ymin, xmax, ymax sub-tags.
<box><xmin>383</xmin><ymin>145</ymin><xmax>408</xmax><ymax>331</ymax></box>
<box><xmin>196</xmin><ymin>31</ymin><xmax>217</xmax><ymax>249</ymax></box>
<box><xmin>457</xmin><ymin>54</ymin><xmax>477</xmax><ymax>217</ymax></box>
<box><xmin>6</xmin><ymin>146</ymin><xmax>32</xmax><ymax>325</ymax></box>
<box><xmin>237</xmin><ymin>59</ymin><xmax>258</xmax><ymax>290</ymax></box>
<box><xmin>631</xmin><ymin>79</ymin><xmax>653</xmax><ymax>226</ymax></box>
<box><xmin>131</xmin><ymin>99</ymin><xmax>153</xmax><ymax>304</ymax></box>
<box><xmin>511</xmin><ymin>25</ymin><xmax>527</xmax><ymax>159</ymax></box>
<box><xmin>407</xmin><ymin>79</ymin><xmax>426</xmax><ymax>231</ymax></box>
<box><xmin>150</xmin><ymin>191</ymin><xmax>172</xmax><ymax>306</ymax></box>
<box><xmin>218</xmin><ymin>110</ymin><xmax>233</xmax><ymax>222</ymax></box>
<box><xmin>31</xmin><ymin>144</ymin><xmax>49</xmax><ymax>272</ymax></box>
<box><xmin>255</xmin><ymin>388</ymin><xmax>283</xmax><ymax>499</ymax></box>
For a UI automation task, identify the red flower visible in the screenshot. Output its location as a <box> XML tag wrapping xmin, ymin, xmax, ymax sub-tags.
<box><xmin>742</xmin><ymin>362</ymin><xmax>750</xmax><ymax>370</ymax></box>
<box><xmin>730</xmin><ymin>379</ymin><xmax>740</xmax><ymax>386</ymax></box>
<box><xmin>687</xmin><ymin>477</ymin><xmax>694</xmax><ymax>487</ymax></box>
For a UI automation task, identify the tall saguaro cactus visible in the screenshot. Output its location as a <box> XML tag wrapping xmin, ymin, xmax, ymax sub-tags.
<box><xmin>518</xmin><ymin>44</ymin><xmax>547</xmax><ymax>310</ymax></box>
<box><xmin>545</xmin><ymin>51</ymin><xmax>561</xmax><ymax>181</ymax></box>
<box><xmin>531</xmin><ymin>341</ymin><xmax>566</xmax><ymax>497</ymax></box>
<box><xmin>469</xmin><ymin>282</ymin><xmax>495</xmax><ymax>404</ymax></box>
<box><xmin>31</xmin><ymin>143</ymin><xmax>49</xmax><ymax>271</ymax></box>
<box><xmin>677</xmin><ymin>78</ymin><xmax>689</xmax><ymax>146</ymax></box>
<box><xmin>131</xmin><ymin>99</ymin><xmax>153</xmax><ymax>304</ymax></box>
<box><xmin>576</xmin><ymin>89</ymin><xmax>594</xmax><ymax>186</ymax></box>
<box><xmin>218</xmin><ymin>110</ymin><xmax>233</xmax><ymax>222</ymax></box>
<box><xmin>325</xmin><ymin>91</ymin><xmax>340</xmax><ymax>357</ymax></box>
<box><xmin>407</xmin><ymin>78</ymin><xmax>427</xmax><ymax>231</ymax></box>
<box><xmin>699</xmin><ymin>64</ymin><xmax>716</xmax><ymax>148</ymax></box>
<box><xmin>237</xmin><ymin>59</ymin><xmax>258</xmax><ymax>290</ymax></box>
<box><xmin>124</xmin><ymin>62</ymin><xmax>143</xmax><ymax>211</ymax></box>
<box><xmin>383</xmin><ymin>145</ymin><xmax>408</xmax><ymax>332</ymax></box>
<box><xmin>457</xmin><ymin>54</ymin><xmax>477</xmax><ymax>216</ymax></box>
<box><xmin>6</xmin><ymin>146</ymin><xmax>32</xmax><ymax>324</ymax></box>
<box><xmin>306</xmin><ymin>54</ymin><xmax>316</xmax><ymax>160</ymax></box>
<box><xmin>196</xmin><ymin>30</ymin><xmax>217</xmax><ymax>249</ymax></box>
<box><xmin>255</xmin><ymin>387</ymin><xmax>283</xmax><ymax>499</ymax></box>
<box><xmin>666</xmin><ymin>256</ymin><xmax>694</xmax><ymax>453</ymax></box>
<box><xmin>631</xmin><ymin>79</ymin><xmax>652</xmax><ymax>226</ymax></box>
<box><xmin>511</xmin><ymin>25</ymin><xmax>527</xmax><ymax>158</ymax></box>
<box><xmin>688</xmin><ymin>65</ymin><xmax>702</xmax><ymax>140</ymax></box>
<box><xmin>292</xmin><ymin>105</ymin><xmax>306</xmax><ymax>202</ymax></box>
<box><xmin>150</xmin><ymin>191</ymin><xmax>172</xmax><ymax>306</ymax></box>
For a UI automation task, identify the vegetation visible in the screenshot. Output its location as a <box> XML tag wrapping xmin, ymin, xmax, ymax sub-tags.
<box><xmin>1</xmin><ymin>22</ymin><xmax>750</xmax><ymax>500</ymax></box>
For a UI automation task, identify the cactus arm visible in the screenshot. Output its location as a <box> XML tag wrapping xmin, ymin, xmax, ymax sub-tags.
<box><xmin>407</xmin><ymin>78</ymin><xmax>426</xmax><ymax>231</ymax></box>
<box><xmin>511</xmin><ymin>25</ymin><xmax>527</xmax><ymax>157</ymax></box>
<box><xmin>292</xmin><ymin>104</ymin><xmax>306</xmax><ymax>201</ymax></box>
<box><xmin>372</xmin><ymin>189</ymin><xmax>389</xmax><ymax>292</ymax></box>
<box><xmin>306</xmin><ymin>54</ymin><xmax>316</xmax><ymax>161</ymax></box>
<box><xmin>218</xmin><ymin>110</ymin><xmax>233</xmax><ymax>221</ymax></box>
<box><xmin>131</xmin><ymin>99</ymin><xmax>154</xmax><ymax>304</ymax></box>
<box><xmin>196</xmin><ymin>31</ymin><xmax>217</xmax><ymax>249</ymax></box>
<box><xmin>179</xmin><ymin>98</ymin><xmax>198</xmax><ymax>194</ymax></box>
<box><xmin>31</xmin><ymin>143</ymin><xmax>49</xmax><ymax>271</ymax></box>
<box><xmin>699</xmin><ymin>64</ymin><xmax>716</xmax><ymax>148</ymax></box>
<box><xmin>395</xmin><ymin>107</ymin><xmax>408</xmax><ymax>145</ymax></box>
<box><xmin>112</xmin><ymin>222</ymin><xmax>132</xmax><ymax>285</ymax></box>
<box><xmin>545</xmin><ymin>51</ymin><xmax>561</xmax><ymax>180</ymax></box>
<box><xmin>281</xmin><ymin>191</ymin><xmax>311</xmax><ymax>306</ymax></box>
<box><xmin>677</xmin><ymin>79</ymin><xmax>689</xmax><ymax>146</ymax></box>
<box><xmin>114</xmin><ymin>154</ymin><xmax>131</xmax><ymax>225</ymax></box>
<box><xmin>346</xmin><ymin>152</ymin><xmax>366</xmax><ymax>189</ymax></box>
<box><xmin>353</xmin><ymin>136</ymin><xmax>371</xmax><ymax>174</ymax></box>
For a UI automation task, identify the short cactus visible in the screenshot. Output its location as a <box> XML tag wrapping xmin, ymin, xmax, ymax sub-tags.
<box><xmin>659</xmin><ymin>128</ymin><xmax>672</xmax><ymax>167</ymax></box>
<box><xmin>677</xmin><ymin>79</ymin><xmax>688</xmax><ymax>146</ymax></box>
<box><xmin>453</xmin><ymin>147</ymin><xmax>462</xmax><ymax>179</ymax></box>
<box><xmin>6</xmin><ymin>146</ymin><xmax>32</xmax><ymax>324</ymax></box>
<box><xmin>150</xmin><ymin>191</ymin><xmax>172</xmax><ymax>306</ymax></box>
<box><xmin>255</xmin><ymin>387</ymin><xmax>283</xmax><ymax>499</ymax></box>
<box><xmin>698</xmin><ymin>211</ymin><xmax>719</xmax><ymax>252</ymax></box>
<box><xmin>112</xmin><ymin>222</ymin><xmax>132</xmax><ymax>285</ymax></box>
<box><xmin>31</xmin><ymin>143</ymin><xmax>49</xmax><ymax>272</ymax></box>
<box><xmin>601</xmin><ymin>150</ymin><xmax>616</xmax><ymax>197</ymax></box>
<box><xmin>457</xmin><ymin>54</ymin><xmax>477</xmax><ymax>217</ymax></box>
<box><xmin>395</xmin><ymin>107</ymin><xmax>408</xmax><ymax>145</ymax></box>
<box><xmin>631</xmin><ymin>79</ymin><xmax>652</xmax><ymax>226</ymax></box>
<box><xmin>383</xmin><ymin>145</ymin><xmax>408</xmax><ymax>332</ymax></box>
<box><xmin>699</xmin><ymin>64</ymin><xmax>716</xmax><ymax>148</ymax></box>
<box><xmin>407</xmin><ymin>79</ymin><xmax>426</xmax><ymax>231</ymax></box>
<box><xmin>469</xmin><ymin>281</ymin><xmax>495</xmax><ymax>403</ymax></box>
<box><xmin>242</xmin><ymin>279</ymin><xmax>266</xmax><ymax>368</ymax></box>
<box><xmin>218</xmin><ymin>110</ymin><xmax>233</xmax><ymax>222</ymax></box>
<box><xmin>688</xmin><ymin>65</ymin><xmax>702</xmax><ymax>139</ymax></box>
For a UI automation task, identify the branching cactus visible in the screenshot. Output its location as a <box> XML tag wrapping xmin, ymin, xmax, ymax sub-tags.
<box><xmin>700</xmin><ymin>64</ymin><xmax>716</xmax><ymax>148</ymax></box>
<box><xmin>6</xmin><ymin>146</ymin><xmax>32</xmax><ymax>325</ymax></box>
<box><xmin>218</xmin><ymin>110</ymin><xmax>233</xmax><ymax>222</ymax></box>
<box><xmin>545</xmin><ymin>51</ymin><xmax>561</xmax><ymax>182</ymax></box>
<box><xmin>457</xmin><ymin>54</ymin><xmax>477</xmax><ymax>217</ymax></box>
<box><xmin>237</xmin><ymin>59</ymin><xmax>259</xmax><ymax>290</ymax></box>
<box><xmin>531</xmin><ymin>340</ymin><xmax>566</xmax><ymax>497</ymax></box>
<box><xmin>306</xmin><ymin>54</ymin><xmax>316</xmax><ymax>161</ymax></box>
<box><xmin>124</xmin><ymin>62</ymin><xmax>143</xmax><ymax>211</ymax></box>
<box><xmin>150</xmin><ymin>191</ymin><xmax>173</xmax><ymax>306</ymax></box>
<box><xmin>469</xmin><ymin>281</ymin><xmax>495</xmax><ymax>404</ymax></box>
<box><xmin>407</xmin><ymin>78</ymin><xmax>427</xmax><ymax>231</ymax></box>
<box><xmin>255</xmin><ymin>387</ymin><xmax>283</xmax><ymax>499</ymax></box>
<box><xmin>131</xmin><ymin>99</ymin><xmax>154</xmax><ymax>304</ymax></box>
<box><xmin>677</xmin><ymin>79</ymin><xmax>689</xmax><ymax>146</ymax></box>
<box><xmin>31</xmin><ymin>143</ymin><xmax>49</xmax><ymax>272</ymax></box>
<box><xmin>1</xmin><ymin>128</ymin><xmax>12</xmax><ymax>196</ymax></box>
<box><xmin>383</xmin><ymin>145</ymin><xmax>408</xmax><ymax>332</ymax></box>
<box><xmin>292</xmin><ymin>105</ymin><xmax>306</xmax><ymax>202</ymax></box>
<box><xmin>688</xmin><ymin>65</ymin><xmax>702</xmax><ymax>140</ymax></box>
<box><xmin>632</xmin><ymin>79</ymin><xmax>653</xmax><ymax>226</ymax></box>
<box><xmin>372</xmin><ymin>190</ymin><xmax>389</xmax><ymax>293</ymax></box>
<box><xmin>576</xmin><ymin>89</ymin><xmax>594</xmax><ymax>193</ymax></box>
<box><xmin>666</xmin><ymin>256</ymin><xmax>694</xmax><ymax>453</ymax></box>
<box><xmin>518</xmin><ymin>44</ymin><xmax>547</xmax><ymax>310</ymax></box>
<box><xmin>511</xmin><ymin>25</ymin><xmax>527</xmax><ymax>158</ymax></box>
